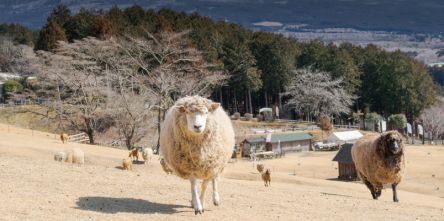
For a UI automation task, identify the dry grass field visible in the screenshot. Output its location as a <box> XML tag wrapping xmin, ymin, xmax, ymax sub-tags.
<box><xmin>0</xmin><ymin>123</ymin><xmax>443</xmax><ymax>221</ymax></box>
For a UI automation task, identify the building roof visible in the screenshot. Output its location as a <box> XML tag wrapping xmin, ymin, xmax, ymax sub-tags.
<box><xmin>332</xmin><ymin>143</ymin><xmax>354</xmax><ymax>163</ymax></box>
<box><xmin>244</xmin><ymin>132</ymin><xmax>313</xmax><ymax>144</ymax></box>
<box><xmin>244</xmin><ymin>137</ymin><xmax>265</xmax><ymax>144</ymax></box>
<box><xmin>327</xmin><ymin>130</ymin><xmax>363</xmax><ymax>142</ymax></box>
<box><xmin>270</xmin><ymin>133</ymin><xmax>313</xmax><ymax>143</ymax></box>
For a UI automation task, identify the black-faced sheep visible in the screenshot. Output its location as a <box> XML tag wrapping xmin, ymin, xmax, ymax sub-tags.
<box><xmin>60</xmin><ymin>133</ymin><xmax>69</xmax><ymax>144</ymax></box>
<box><xmin>160</xmin><ymin>95</ymin><xmax>235</xmax><ymax>214</ymax></box>
<box><xmin>261</xmin><ymin>169</ymin><xmax>271</xmax><ymax>187</ymax></box>
<box><xmin>351</xmin><ymin>131</ymin><xmax>405</xmax><ymax>202</ymax></box>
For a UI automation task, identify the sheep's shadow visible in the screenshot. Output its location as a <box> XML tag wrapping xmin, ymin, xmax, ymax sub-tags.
<box><xmin>75</xmin><ymin>196</ymin><xmax>188</xmax><ymax>214</ymax></box>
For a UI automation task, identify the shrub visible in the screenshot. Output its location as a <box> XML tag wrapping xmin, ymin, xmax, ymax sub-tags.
<box><xmin>2</xmin><ymin>79</ymin><xmax>23</xmax><ymax>100</ymax></box>
<box><xmin>244</xmin><ymin>113</ymin><xmax>252</xmax><ymax>121</ymax></box>
<box><xmin>365</xmin><ymin>112</ymin><xmax>382</xmax><ymax>122</ymax></box>
<box><xmin>388</xmin><ymin>114</ymin><xmax>407</xmax><ymax>130</ymax></box>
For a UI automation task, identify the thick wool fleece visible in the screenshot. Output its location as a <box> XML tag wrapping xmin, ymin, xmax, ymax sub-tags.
<box><xmin>352</xmin><ymin>131</ymin><xmax>405</xmax><ymax>188</ymax></box>
<box><xmin>160</xmin><ymin>96</ymin><xmax>235</xmax><ymax>180</ymax></box>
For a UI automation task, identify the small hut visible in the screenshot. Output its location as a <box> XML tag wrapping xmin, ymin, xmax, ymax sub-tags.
<box><xmin>327</xmin><ymin>130</ymin><xmax>363</xmax><ymax>144</ymax></box>
<box><xmin>332</xmin><ymin>143</ymin><xmax>358</xmax><ymax>180</ymax></box>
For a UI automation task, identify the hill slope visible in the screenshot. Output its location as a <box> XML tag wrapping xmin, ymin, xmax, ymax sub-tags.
<box><xmin>0</xmin><ymin>123</ymin><xmax>443</xmax><ymax>220</ymax></box>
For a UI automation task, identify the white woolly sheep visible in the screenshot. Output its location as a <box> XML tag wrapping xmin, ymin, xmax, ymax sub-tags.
<box><xmin>351</xmin><ymin>131</ymin><xmax>405</xmax><ymax>202</ymax></box>
<box><xmin>160</xmin><ymin>95</ymin><xmax>235</xmax><ymax>214</ymax></box>
<box><xmin>142</xmin><ymin>148</ymin><xmax>153</xmax><ymax>164</ymax></box>
<box><xmin>64</xmin><ymin>148</ymin><xmax>85</xmax><ymax>165</ymax></box>
<box><xmin>53</xmin><ymin>148</ymin><xmax>84</xmax><ymax>165</ymax></box>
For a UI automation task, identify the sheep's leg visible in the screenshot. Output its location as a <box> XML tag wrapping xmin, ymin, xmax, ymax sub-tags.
<box><xmin>374</xmin><ymin>183</ymin><xmax>383</xmax><ymax>198</ymax></box>
<box><xmin>190</xmin><ymin>178</ymin><xmax>203</xmax><ymax>215</ymax></box>
<box><xmin>200</xmin><ymin>179</ymin><xmax>210</xmax><ymax>212</ymax></box>
<box><xmin>212</xmin><ymin>176</ymin><xmax>220</xmax><ymax>206</ymax></box>
<box><xmin>392</xmin><ymin>183</ymin><xmax>399</xmax><ymax>202</ymax></box>
<box><xmin>363</xmin><ymin>180</ymin><xmax>377</xmax><ymax>199</ymax></box>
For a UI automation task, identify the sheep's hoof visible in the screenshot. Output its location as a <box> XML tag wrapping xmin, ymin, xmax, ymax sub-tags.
<box><xmin>393</xmin><ymin>198</ymin><xmax>399</xmax><ymax>203</ymax></box>
<box><xmin>194</xmin><ymin>209</ymin><xmax>202</xmax><ymax>215</ymax></box>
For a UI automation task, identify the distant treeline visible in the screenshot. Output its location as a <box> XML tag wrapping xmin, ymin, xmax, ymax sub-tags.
<box><xmin>0</xmin><ymin>5</ymin><xmax>440</xmax><ymax>118</ymax></box>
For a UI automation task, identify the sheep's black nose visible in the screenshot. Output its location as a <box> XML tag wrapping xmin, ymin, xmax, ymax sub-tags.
<box><xmin>194</xmin><ymin>125</ymin><xmax>202</xmax><ymax>130</ymax></box>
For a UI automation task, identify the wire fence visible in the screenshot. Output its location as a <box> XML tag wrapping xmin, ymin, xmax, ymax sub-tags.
<box><xmin>0</xmin><ymin>98</ymin><xmax>52</xmax><ymax>108</ymax></box>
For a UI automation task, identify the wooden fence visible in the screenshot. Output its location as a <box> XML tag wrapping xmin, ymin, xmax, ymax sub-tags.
<box><xmin>69</xmin><ymin>132</ymin><xmax>89</xmax><ymax>143</ymax></box>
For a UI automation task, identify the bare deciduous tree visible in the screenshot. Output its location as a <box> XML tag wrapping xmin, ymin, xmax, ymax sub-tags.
<box><xmin>284</xmin><ymin>67</ymin><xmax>354</xmax><ymax>120</ymax></box>
<box><xmin>119</xmin><ymin>30</ymin><xmax>228</xmax><ymax>150</ymax></box>
<box><xmin>421</xmin><ymin>100</ymin><xmax>444</xmax><ymax>141</ymax></box>
<box><xmin>37</xmin><ymin>39</ymin><xmax>111</xmax><ymax>144</ymax></box>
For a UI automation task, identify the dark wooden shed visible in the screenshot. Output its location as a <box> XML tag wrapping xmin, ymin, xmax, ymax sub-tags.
<box><xmin>332</xmin><ymin>143</ymin><xmax>358</xmax><ymax>181</ymax></box>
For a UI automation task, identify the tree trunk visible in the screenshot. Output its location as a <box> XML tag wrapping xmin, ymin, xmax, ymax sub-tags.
<box><xmin>264</xmin><ymin>91</ymin><xmax>268</xmax><ymax>107</ymax></box>
<box><xmin>245</xmin><ymin>94</ymin><xmax>248</xmax><ymax>113</ymax></box>
<box><xmin>56</xmin><ymin>77</ymin><xmax>63</xmax><ymax>131</ymax></box>
<box><xmin>248</xmin><ymin>89</ymin><xmax>253</xmax><ymax>115</ymax></box>
<box><xmin>85</xmin><ymin>118</ymin><xmax>95</xmax><ymax>144</ymax></box>
<box><xmin>219</xmin><ymin>87</ymin><xmax>223</xmax><ymax>106</ymax></box>
<box><xmin>234</xmin><ymin>91</ymin><xmax>238</xmax><ymax>112</ymax></box>
<box><xmin>156</xmin><ymin>100</ymin><xmax>162</xmax><ymax>153</ymax></box>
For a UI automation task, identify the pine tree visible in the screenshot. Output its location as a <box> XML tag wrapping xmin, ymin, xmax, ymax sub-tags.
<box><xmin>35</xmin><ymin>21</ymin><xmax>68</xmax><ymax>51</ymax></box>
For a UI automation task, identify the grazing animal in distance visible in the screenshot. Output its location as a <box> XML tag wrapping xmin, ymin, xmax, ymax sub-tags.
<box><xmin>261</xmin><ymin>169</ymin><xmax>271</xmax><ymax>187</ymax></box>
<box><xmin>160</xmin><ymin>95</ymin><xmax>235</xmax><ymax>214</ymax></box>
<box><xmin>122</xmin><ymin>158</ymin><xmax>133</xmax><ymax>170</ymax></box>
<box><xmin>129</xmin><ymin>148</ymin><xmax>139</xmax><ymax>161</ymax></box>
<box><xmin>60</xmin><ymin>133</ymin><xmax>69</xmax><ymax>144</ymax></box>
<box><xmin>352</xmin><ymin>131</ymin><xmax>405</xmax><ymax>202</ymax></box>
<box><xmin>142</xmin><ymin>148</ymin><xmax>153</xmax><ymax>164</ymax></box>
<box><xmin>256</xmin><ymin>163</ymin><xmax>265</xmax><ymax>173</ymax></box>
<box><xmin>57</xmin><ymin>148</ymin><xmax>84</xmax><ymax>165</ymax></box>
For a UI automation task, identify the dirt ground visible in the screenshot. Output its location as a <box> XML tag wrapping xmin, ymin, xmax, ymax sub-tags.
<box><xmin>0</xmin><ymin>123</ymin><xmax>443</xmax><ymax>221</ymax></box>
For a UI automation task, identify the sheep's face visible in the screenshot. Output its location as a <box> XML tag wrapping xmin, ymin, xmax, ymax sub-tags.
<box><xmin>383</xmin><ymin>131</ymin><xmax>404</xmax><ymax>155</ymax></box>
<box><xmin>178</xmin><ymin>102</ymin><xmax>220</xmax><ymax>134</ymax></box>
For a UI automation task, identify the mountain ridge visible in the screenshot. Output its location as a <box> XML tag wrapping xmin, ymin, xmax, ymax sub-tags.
<box><xmin>1</xmin><ymin>0</ymin><xmax>444</xmax><ymax>34</ymax></box>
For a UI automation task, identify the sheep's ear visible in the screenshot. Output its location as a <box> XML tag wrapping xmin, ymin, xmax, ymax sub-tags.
<box><xmin>177</xmin><ymin>106</ymin><xmax>186</xmax><ymax>113</ymax></box>
<box><xmin>208</xmin><ymin>102</ymin><xmax>220</xmax><ymax>112</ymax></box>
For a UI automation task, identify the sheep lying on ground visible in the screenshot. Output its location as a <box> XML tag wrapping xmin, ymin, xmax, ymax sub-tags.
<box><xmin>54</xmin><ymin>148</ymin><xmax>84</xmax><ymax>165</ymax></box>
<box><xmin>122</xmin><ymin>158</ymin><xmax>133</xmax><ymax>170</ymax></box>
<box><xmin>256</xmin><ymin>163</ymin><xmax>264</xmax><ymax>173</ymax></box>
<box><xmin>160</xmin><ymin>158</ymin><xmax>173</xmax><ymax>174</ymax></box>
<box><xmin>261</xmin><ymin>169</ymin><xmax>271</xmax><ymax>187</ymax></box>
<box><xmin>54</xmin><ymin>151</ymin><xmax>66</xmax><ymax>162</ymax></box>
<box><xmin>60</xmin><ymin>133</ymin><xmax>69</xmax><ymax>144</ymax></box>
<box><xmin>128</xmin><ymin>149</ymin><xmax>139</xmax><ymax>161</ymax></box>
<box><xmin>160</xmin><ymin>95</ymin><xmax>235</xmax><ymax>214</ymax></box>
<box><xmin>351</xmin><ymin>131</ymin><xmax>405</xmax><ymax>202</ymax></box>
<box><xmin>142</xmin><ymin>148</ymin><xmax>153</xmax><ymax>164</ymax></box>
